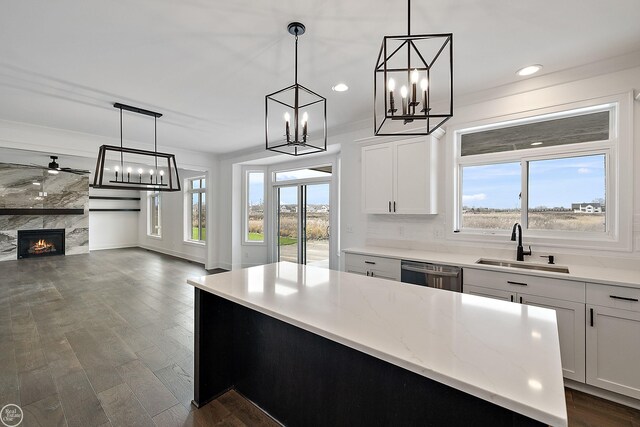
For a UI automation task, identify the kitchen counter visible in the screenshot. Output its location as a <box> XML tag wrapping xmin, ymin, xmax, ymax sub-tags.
<box><xmin>343</xmin><ymin>246</ymin><xmax>640</xmax><ymax>288</ymax></box>
<box><xmin>188</xmin><ymin>262</ymin><xmax>567</xmax><ymax>426</ymax></box>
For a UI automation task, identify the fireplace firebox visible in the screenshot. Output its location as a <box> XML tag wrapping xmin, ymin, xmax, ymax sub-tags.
<box><xmin>17</xmin><ymin>229</ymin><xmax>66</xmax><ymax>259</ymax></box>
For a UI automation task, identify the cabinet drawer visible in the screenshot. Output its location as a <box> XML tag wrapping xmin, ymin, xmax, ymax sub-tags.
<box><xmin>587</xmin><ymin>283</ymin><xmax>640</xmax><ymax>312</ymax></box>
<box><xmin>344</xmin><ymin>253</ymin><xmax>400</xmax><ymax>281</ymax></box>
<box><xmin>463</xmin><ymin>268</ymin><xmax>584</xmax><ymax>302</ymax></box>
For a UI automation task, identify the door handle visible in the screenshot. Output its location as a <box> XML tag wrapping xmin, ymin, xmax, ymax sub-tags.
<box><xmin>393</xmin><ymin>201</ymin><xmax>396</xmax><ymax>212</ymax></box>
<box><xmin>590</xmin><ymin>308</ymin><xmax>594</xmax><ymax>327</ymax></box>
<box><xmin>510</xmin><ymin>295</ymin><xmax>514</xmax><ymax>302</ymax></box>
<box><xmin>389</xmin><ymin>201</ymin><xmax>391</xmax><ymax>212</ymax></box>
<box><xmin>519</xmin><ymin>296</ymin><xmax>523</xmax><ymax>304</ymax></box>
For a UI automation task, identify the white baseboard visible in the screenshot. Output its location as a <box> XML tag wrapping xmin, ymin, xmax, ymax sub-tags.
<box><xmin>564</xmin><ymin>379</ymin><xmax>640</xmax><ymax>410</ymax></box>
<box><xmin>90</xmin><ymin>243</ymin><xmax>138</xmax><ymax>251</ymax></box>
<box><xmin>138</xmin><ymin>244</ymin><xmax>206</xmax><ymax>265</ymax></box>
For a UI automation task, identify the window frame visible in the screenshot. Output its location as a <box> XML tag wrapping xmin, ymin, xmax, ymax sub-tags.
<box><xmin>449</xmin><ymin>93</ymin><xmax>633</xmax><ymax>252</ymax></box>
<box><xmin>185</xmin><ymin>176</ymin><xmax>206</xmax><ymax>244</ymax></box>
<box><xmin>244</xmin><ymin>169</ymin><xmax>266</xmax><ymax>245</ymax></box>
<box><xmin>147</xmin><ymin>191</ymin><xmax>162</xmax><ymax>239</ymax></box>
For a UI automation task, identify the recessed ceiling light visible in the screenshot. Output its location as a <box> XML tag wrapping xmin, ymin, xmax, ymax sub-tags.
<box><xmin>47</xmin><ymin>169</ymin><xmax>59</xmax><ymax>175</ymax></box>
<box><xmin>516</xmin><ymin>64</ymin><xmax>542</xmax><ymax>77</ymax></box>
<box><xmin>332</xmin><ymin>83</ymin><xmax>349</xmax><ymax>92</ymax></box>
<box><xmin>531</xmin><ymin>142</ymin><xmax>543</xmax><ymax>146</ymax></box>
<box><xmin>32</xmin><ymin>182</ymin><xmax>41</xmax><ymax>186</ymax></box>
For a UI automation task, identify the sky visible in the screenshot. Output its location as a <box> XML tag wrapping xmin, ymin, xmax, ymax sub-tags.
<box><xmin>462</xmin><ymin>154</ymin><xmax>605</xmax><ymax>209</ymax></box>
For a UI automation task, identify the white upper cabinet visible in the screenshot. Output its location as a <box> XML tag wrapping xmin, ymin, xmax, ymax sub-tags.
<box><xmin>361</xmin><ymin>136</ymin><xmax>438</xmax><ymax>214</ymax></box>
<box><xmin>361</xmin><ymin>143</ymin><xmax>394</xmax><ymax>214</ymax></box>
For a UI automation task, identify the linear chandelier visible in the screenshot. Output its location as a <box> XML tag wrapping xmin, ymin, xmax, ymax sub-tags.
<box><xmin>265</xmin><ymin>22</ymin><xmax>327</xmax><ymax>156</ymax></box>
<box><xmin>92</xmin><ymin>103</ymin><xmax>181</xmax><ymax>192</ymax></box>
<box><xmin>374</xmin><ymin>0</ymin><xmax>453</xmax><ymax>136</ymax></box>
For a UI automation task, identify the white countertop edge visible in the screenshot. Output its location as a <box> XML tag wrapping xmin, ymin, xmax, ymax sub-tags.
<box><xmin>187</xmin><ymin>278</ymin><xmax>567</xmax><ymax>427</ymax></box>
<box><xmin>343</xmin><ymin>246</ymin><xmax>640</xmax><ymax>289</ymax></box>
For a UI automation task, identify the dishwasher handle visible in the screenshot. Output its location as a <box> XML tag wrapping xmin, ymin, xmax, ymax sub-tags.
<box><xmin>401</xmin><ymin>264</ymin><xmax>460</xmax><ymax>277</ymax></box>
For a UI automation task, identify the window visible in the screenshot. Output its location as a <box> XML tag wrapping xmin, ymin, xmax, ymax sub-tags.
<box><xmin>187</xmin><ymin>177</ymin><xmax>206</xmax><ymax>242</ymax></box>
<box><xmin>246</xmin><ymin>171</ymin><xmax>265</xmax><ymax>243</ymax></box>
<box><xmin>148</xmin><ymin>192</ymin><xmax>161</xmax><ymax>237</ymax></box>
<box><xmin>456</xmin><ymin>105</ymin><xmax>616</xmax><ymax>241</ymax></box>
<box><xmin>274</xmin><ymin>166</ymin><xmax>332</xmax><ymax>182</ymax></box>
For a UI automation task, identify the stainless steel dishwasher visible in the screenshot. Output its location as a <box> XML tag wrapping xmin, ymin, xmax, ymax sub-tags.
<box><xmin>400</xmin><ymin>260</ymin><xmax>462</xmax><ymax>292</ymax></box>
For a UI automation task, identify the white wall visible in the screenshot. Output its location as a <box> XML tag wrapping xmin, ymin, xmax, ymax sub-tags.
<box><xmin>89</xmin><ymin>188</ymin><xmax>140</xmax><ymax>250</ymax></box>
<box><xmin>339</xmin><ymin>63</ymin><xmax>640</xmax><ymax>270</ymax></box>
<box><xmin>138</xmin><ymin>168</ymin><xmax>208</xmax><ymax>264</ymax></box>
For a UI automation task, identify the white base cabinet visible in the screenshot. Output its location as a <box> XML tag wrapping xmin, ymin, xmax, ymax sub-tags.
<box><xmin>344</xmin><ymin>253</ymin><xmax>401</xmax><ymax>281</ymax></box>
<box><xmin>586</xmin><ymin>283</ymin><xmax>640</xmax><ymax>399</ymax></box>
<box><xmin>463</xmin><ymin>268</ymin><xmax>586</xmax><ymax>382</ymax></box>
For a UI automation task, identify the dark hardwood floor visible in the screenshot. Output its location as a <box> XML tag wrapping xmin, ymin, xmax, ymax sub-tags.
<box><xmin>1</xmin><ymin>248</ymin><xmax>638</xmax><ymax>426</ymax></box>
<box><xmin>1</xmin><ymin>248</ymin><xmax>277</xmax><ymax>427</ymax></box>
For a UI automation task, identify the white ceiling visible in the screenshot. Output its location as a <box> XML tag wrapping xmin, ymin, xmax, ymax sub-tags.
<box><xmin>0</xmin><ymin>0</ymin><xmax>639</xmax><ymax>155</ymax></box>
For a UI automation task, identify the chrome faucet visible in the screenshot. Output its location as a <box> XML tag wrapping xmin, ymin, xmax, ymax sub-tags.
<box><xmin>510</xmin><ymin>223</ymin><xmax>532</xmax><ymax>262</ymax></box>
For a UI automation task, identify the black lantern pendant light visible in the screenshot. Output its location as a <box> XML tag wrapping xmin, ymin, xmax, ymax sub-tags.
<box><xmin>374</xmin><ymin>0</ymin><xmax>453</xmax><ymax>136</ymax></box>
<box><xmin>92</xmin><ymin>103</ymin><xmax>181</xmax><ymax>192</ymax></box>
<box><xmin>265</xmin><ymin>22</ymin><xmax>327</xmax><ymax>156</ymax></box>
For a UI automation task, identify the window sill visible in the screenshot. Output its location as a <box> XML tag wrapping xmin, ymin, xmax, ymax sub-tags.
<box><xmin>147</xmin><ymin>234</ymin><xmax>162</xmax><ymax>240</ymax></box>
<box><xmin>184</xmin><ymin>240</ymin><xmax>206</xmax><ymax>247</ymax></box>
<box><xmin>242</xmin><ymin>240</ymin><xmax>266</xmax><ymax>246</ymax></box>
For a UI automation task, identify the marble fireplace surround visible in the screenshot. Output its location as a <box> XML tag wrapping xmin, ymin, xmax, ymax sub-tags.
<box><xmin>0</xmin><ymin>163</ymin><xmax>89</xmax><ymax>261</ymax></box>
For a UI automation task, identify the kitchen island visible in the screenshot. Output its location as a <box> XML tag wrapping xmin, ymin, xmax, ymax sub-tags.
<box><xmin>187</xmin><ymin>262</ymin><xmax>567</xmax><ymax>426</ymax></box>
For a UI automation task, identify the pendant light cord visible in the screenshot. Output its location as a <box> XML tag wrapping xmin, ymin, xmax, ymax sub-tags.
<box><xmin>407</xmin><ymin>0</ymin><xmax>411</xmax><ymax>35</ymax></box>
<box><xmin>119</xmin><ymin>107</ymin><xmax>123</xmax><ymax>171</ymax></box>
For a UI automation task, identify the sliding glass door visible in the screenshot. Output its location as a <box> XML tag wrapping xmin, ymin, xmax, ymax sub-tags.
<box><xmin>276</xmin><ymin>183</ymin><xmax>330</xmax><ymax>267</ymax></box>
<box><xmin>277</xmin><ymin>186</ymin><xmax>299</xmax><ymax>263</ymax></box>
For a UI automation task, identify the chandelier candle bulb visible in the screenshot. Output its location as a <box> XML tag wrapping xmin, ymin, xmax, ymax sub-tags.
<box><xmin>138</xmin><ymin>168</ymin><xmax>143</xmax><ymax>183</ymax></box>
<box><xmin>284</xmin><ymin>112</ymin><xmax>291</xmax><ymax>141</ymax></box>
<box><xmin>114</xmin><ymin>165</ymin><xmax>119</xmax><ymax>181</ymax></box>
<box><xmin>127</xmin><ymin>167</ymin><xmax>132</xmax><ymax>182</ymax></box>
<box><xmin>160</xmin><ymin>170</ymin><xmax>164</xmax><ymax>184</ymax></box>
<box><xmin>400</xmin><ymin>85</ymin><xmax>408</xmax><ymax>115</ymax></box>
<box><xmin>388</xmin><ymin>78</ymin><xmax>396</xmax><ymax>114</ymax></box>
<box><xmin>302</xmin><ymin>112</ymin><xmax>308</xmax><ymax>141</ymax></box>
<box><xmin>149</xmin><ymin>169</ymin><xmax>154</xmax><ymax>184</ymax></box>
<box><xmin>411</xmin><ymin>69</ymin><xmax>419</xmax><ymax>106</ymax></box>
<box><xmin>420</xmin><ymin>78</ymin><xmax>428</xmax><ymax>112</ymax></box>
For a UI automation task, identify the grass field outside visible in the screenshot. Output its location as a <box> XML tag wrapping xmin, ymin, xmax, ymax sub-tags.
<box><xmin>462</xmin><ymin>211</ymin><xmax>605</xmax><ymax>232</ymax></box>
<box><xmin>249</xmin><ymin>232</ymin><xmax>297</xmax><ymax>245</ymax></box>
<box><xmin>191</xmin><ymin>227</ymin><xmax>206</xmax><ymax>241</ymax></box>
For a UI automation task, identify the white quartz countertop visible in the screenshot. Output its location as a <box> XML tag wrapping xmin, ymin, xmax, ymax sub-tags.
<box><xmin>187</xmin><ymin>262</ymin><xmax>567</xmax><ymax>426</ymax></box>
<box><xmin>343</xmin><ymin>246</ymin><xmax>640</xmax><ymax>288</ymax></box>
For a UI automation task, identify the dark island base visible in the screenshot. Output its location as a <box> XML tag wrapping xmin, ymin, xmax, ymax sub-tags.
<box><xmin>193</xmin><ymin>288</ymin><xmax>544</xmax><ymax>427</ymax></box>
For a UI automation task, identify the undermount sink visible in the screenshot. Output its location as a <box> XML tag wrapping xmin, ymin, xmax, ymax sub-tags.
<box><xmin>475</xmin><ymin>258</ymin><xmax>570</xmax><ymax>274</ymax></box>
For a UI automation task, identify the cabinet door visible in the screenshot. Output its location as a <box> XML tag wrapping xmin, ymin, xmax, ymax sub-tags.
<box><xmin>394</xmin><ymin>138</ymin><xmax>437</xmax><ymax>214</ymax></box>
<box><xmin>463</xmin><ymin>284</ymin><xmax>516</xmax><ymax>302</ymax></box>
<box><xmin>586</xmin><ymin>305</ymin><xmax>640</xmax><ymax>399</ymax></box>
<box><xmin>361</xmin><ymin>144</ymin><xmax>394</xmax><ymax>213</ymax></box>
<box><xmin>520</xmin><ymin>294</ymin><xmax>586</xmax><ymax>382</ymax></box>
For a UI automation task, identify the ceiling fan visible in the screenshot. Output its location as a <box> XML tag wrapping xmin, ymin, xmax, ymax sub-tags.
<box><xmin>2</xmin><ymin>155</ymin><xmax>90</xmax><ymax>175</ymax></box>
<box><xmin>44</xmin><ymin>156</ymin><xmax>90</xmax><ymax>175</ymax></box>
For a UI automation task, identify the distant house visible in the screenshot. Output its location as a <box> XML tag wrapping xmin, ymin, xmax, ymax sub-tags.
<box><xmin>572</xmin><ymin>203</ymin><xmax>603</xmax><ymax>213</ymax></box>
